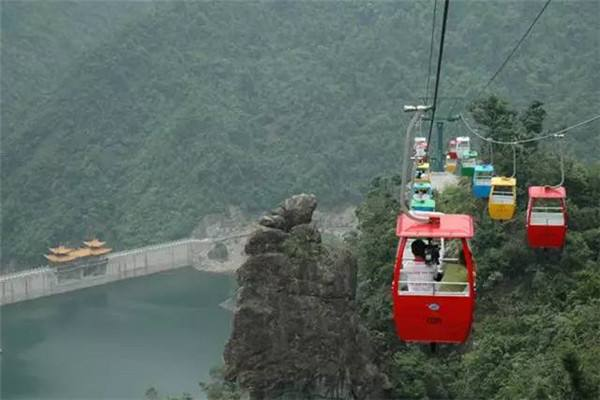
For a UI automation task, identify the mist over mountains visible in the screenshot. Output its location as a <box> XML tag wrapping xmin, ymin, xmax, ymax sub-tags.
<box><xmin>2</xmin><ymin>1</ymin><xmax>598</xmax><ymax>267</ymax></box>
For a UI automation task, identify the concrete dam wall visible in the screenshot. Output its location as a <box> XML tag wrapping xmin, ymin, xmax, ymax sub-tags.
<box><xmin>0</xmin><ymin>236</ymin><xmax>245</xmax><ymax>306</ymax></box>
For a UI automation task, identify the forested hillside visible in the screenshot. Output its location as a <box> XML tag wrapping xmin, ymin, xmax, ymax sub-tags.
<box><xmin>351</xmin><ymin>100</ymin><xmax>599</xmax><ymax>399</ymax></box>
<box><xmin>187</xmin><ymin>99</ymin><xmax>599</xmax><ymax>400</ymax></box>
<box><xmin>2</xmin><ymin>1</ymin><xmax>598</xmax><ymax>268</ymax></box>
<box><xmin>2</xmin><ymin>1</ymin><xmax>152</xmax><ymax>139</ymax></box>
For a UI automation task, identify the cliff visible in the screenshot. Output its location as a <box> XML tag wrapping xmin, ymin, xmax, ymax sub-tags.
<box><xmin>224</xmin><ymin>194</ymin><xmax>388</xmax><ymax>400</ymax></box>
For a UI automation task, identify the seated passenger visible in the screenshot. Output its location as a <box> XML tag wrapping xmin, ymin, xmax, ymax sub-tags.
<box><xmin>403</xmin><ymin>240</ymin><xmax>432</xmax><ymax>293</ymax></box>
<box><xmin>414</xmin><ymin>238</ymin><xmax>444</xmax><ymax>282</ymax></box>
<box><xmin>411</xmin><ymin>239</ymin><xmax>426</xmax><ymax>261</ymax></box>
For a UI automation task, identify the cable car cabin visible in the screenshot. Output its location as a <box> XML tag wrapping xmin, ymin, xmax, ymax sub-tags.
<box><xmin>488</xmin><ymin>177</ymin><xmax>517</xmax><ymax>220</ymax></box>
<box><xmin>445</xmin><ymin>156</ymin><xmax>457</xmax><ymax>174</ymax></box>
<box><xmin>472</xmin><ymin>164</ymin><xmax>494</xmax><ymax>198</ymax></box>
<box><xmin>412</xmin><ymin>182</ymin><xmax>433</xmax><ymax>199</ymax></box>
<box><xmin>392</xmin><ymin>214</ymin><xmax>476</xmax><ymax>344</ymax></box>
<box><xmin>410</xmin><ymin>198</ymin><xmax>436</xmax><ymax>212</ymax></box>
<box><xmin>414</xmin><ymin>163</ymin><xmax>431</xmax><ymax>183</ymax></box>
<box><xmin>460</xmin><ymin>157</ymin><xmax>477</xmax><ymax>177</ymax></box>
<box><xmin>447</xmin><ymin>139</ymin><xmax>458</xmax><ymax>160</ymax></box>
<box><xmin>526</xmin><ymin>186</ymin><xmax>567</xmax><ymax>248</ymax></box>
<box><xmin>414</xmin><ymin>137</ymin><xmax>428</xmax><ymax>160</ymax></box>
<box><xmin>456</xmin><ymin>137</ymin><xmax>470</xmax><ymax>159</ymax></box>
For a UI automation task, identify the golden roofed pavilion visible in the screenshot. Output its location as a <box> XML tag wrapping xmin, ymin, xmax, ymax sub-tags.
<box><xmin>45</xmin><ymin>239</ymin><xmax>111</xmax><ymax>265</ymax></box>
<box><xmin>48</xmin><ymin>245</ymin><xmax>75</xmax><ymax>255</ymax></box>
<box><xmin>83</xmin><ymin>238</ymin><xmax>112</xmax><ymax>256</ymax></box>
<box><xmin>83</xmin><ymin>239</ymin><xmax>106</xmax><ymax>248</ymax></box>
<box><xmin>45</xmin><ymin>246</ymin><xmax>78</xmax><ymax>263</ymax></box>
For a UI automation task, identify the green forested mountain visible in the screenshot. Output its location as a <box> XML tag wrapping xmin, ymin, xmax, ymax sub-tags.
<box><xmin>352</xmin><ymin>100</ymin><xmax>599</xmax><ymax>399</ymax></box>
<box><xmin>2</xmin><ymin>1</ymin><xmax>598</xmax><ymax>268</ymax></box>
<box><xmin>188</xmin><ymin>99</ymin><xmax>599</xmax><ymax>399</ymax></box>
<box><xmin>2</xmin><ymin>0</ymin><xmax>153</xmax><ymax>135</ymax></box>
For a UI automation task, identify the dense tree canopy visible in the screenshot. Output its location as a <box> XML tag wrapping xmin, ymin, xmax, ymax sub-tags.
<box><xmin>2</xmin><ymin>1</ymin><xmax>598</xmax><ymax>270</ymax></box>
<box><xmin>2</xmin><ymin>1</ymin><xmax>598</xmax><ymax>398</ymax></box>
<box><xmin>353</xmin><ymin>100</ymin><xmax>599</xmax><ymax>399</ymax></box>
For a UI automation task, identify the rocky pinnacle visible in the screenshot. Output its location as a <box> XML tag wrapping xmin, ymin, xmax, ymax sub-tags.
<box><xmin>224</xmin><ymin>194</ymin><xmax>388</xmax><ymax>400</ymax></box>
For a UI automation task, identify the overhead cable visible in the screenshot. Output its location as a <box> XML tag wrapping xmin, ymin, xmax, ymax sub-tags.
<box><xmin>470</xmin><ymin>0</ymin><xmax>552</xmax><ymax>101</ymax></box>
<box><xmin>553</xmin><ymin>134</ymin><xmax>565</xmax><ymax>188</ymax></box>
<box><xmin>459</xmin><ymin>113</ymin><xmax>600</xmax><ymax>145</ymax></box>
<box><xmin>426</xmin><ymin>0</ymin><xmax>450</xmax><ymax>148</ymax></box>
<box><xmin>511</xmin><ymin>145</ymin><xmax>517</xmax><ymax>178</ymax></box>
<box><xmin>424</xmin><ymin>0</ymin><xmax>438</xmax><ymax>103</ymax></box>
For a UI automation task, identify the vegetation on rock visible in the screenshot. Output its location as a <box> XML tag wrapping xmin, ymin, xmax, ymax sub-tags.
<box><xmin>224</xmin><ymin>194</ymin><xmax>386</xmax><ymax>400</ymax></box>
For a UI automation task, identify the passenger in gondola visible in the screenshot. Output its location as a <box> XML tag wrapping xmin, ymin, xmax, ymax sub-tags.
<box><xmin>403</xmin><ymin>239</ymin><xmax>429</xmax><ymax>293</ymax></box>
<box><xmin>412</xmin><ymin>239</ymin><xmax>444</xmax><ymax>281</ymax></box>
<box><xmin>411</xmin><ymin>239</ymin><xmax>426</xmax><ymax>262</ymax></box>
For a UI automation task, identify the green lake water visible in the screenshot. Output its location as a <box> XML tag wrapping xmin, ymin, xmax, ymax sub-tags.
<box><xmin>0</xmin><ymin>267</ymin><xmax>235</xmax><ymax>399</ymax></box>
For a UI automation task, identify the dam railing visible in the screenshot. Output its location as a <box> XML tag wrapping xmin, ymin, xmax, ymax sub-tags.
<box><xmin>0</xmin><ymin>221</ymin><xmax>358</xmax><ymax>306</ymax></box>
<box><xmin>0</xmin><ymin>234</ymin><xmax>251</xmax><ymax>306</ymax></box>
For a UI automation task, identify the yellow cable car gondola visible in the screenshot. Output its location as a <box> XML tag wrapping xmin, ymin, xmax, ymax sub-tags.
<box><xmin>415</xmin><ymin>162</ymin><xmax>431</xmax><ymax>183</ymax></box>
<box><xmin>445</xmin><ymin>155</ymin><xmax>457</xmax><ymax>174</ymax></box>
<box><xmin>488</xmin><ymin>177</ymin><xmax>517</xmax><ymax>220</ymax></box>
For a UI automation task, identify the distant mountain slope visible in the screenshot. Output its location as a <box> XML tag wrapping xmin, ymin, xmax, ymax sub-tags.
<box><xmin>1</xmin><ymin>0</ymin><xmax>153</xmax><ymax>134</ymax></box>
<box><xmin>2</xmin><ymin>1</ymin><xmax>598</xmax><ymax>268</ymax></box>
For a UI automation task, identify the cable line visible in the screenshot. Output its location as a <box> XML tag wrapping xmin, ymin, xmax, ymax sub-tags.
<box><xmin>426</xmin><ymin>0</ymin><xmax>450</xmax><ymax>148</ymax></box>
<box><xmin>424</xmin><ymin>0</ymin><xmax>438</xmax><ymax>103</ymax></box>
<box><xmin>459</xmin><ymin>113</ymin><xmax>600</xmax><ymax>145</ymax></box>
<box><xmin>553</xmin><ymin>134</ymin><xmax>565</xmax><ymax>188</ymax></box>
<box><xmin>470</xmin><ymin>0</ymin><xmax>552</xmax><ymax>101</ymax></box>
<box><xmin>400</xmin><ymin>111</ymin><xmax>429</xmax><ymax>222</ymax></box>
<box><xmin>511</xmin><ymin>144</ymin><xmax>517</xmax><ymax>178</ymax></box>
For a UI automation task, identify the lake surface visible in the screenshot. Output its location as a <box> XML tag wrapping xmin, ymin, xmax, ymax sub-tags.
<box><xmin>1</xmin><ymin>267</ymin><xmax>235</xmax><ymax>399</ymax></box>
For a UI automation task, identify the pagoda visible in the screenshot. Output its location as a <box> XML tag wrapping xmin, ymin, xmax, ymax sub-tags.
<box><xmin>44</xmin><ymin>239</ymin><xmax>112</xmax><ymax>266</ymax></box>
<box><xmin>82</xmin><ymin>239</ymin><xmax>112</xmax><ymax>256</ymax></box>
<box><xmin>44</xmin><ymin>245</ymin><xmax>78</xmax><ymax>264</ymax></box>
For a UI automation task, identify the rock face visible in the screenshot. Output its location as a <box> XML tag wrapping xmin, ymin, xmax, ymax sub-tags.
<box><xmin>224</xmin><ymin>194</ymin><xmax>387</xmax><ymax>400</ymax></box>
<box><xmin>258</xmin><ymin>193</ymin><xmax>318</xmax><ymax>232</ymax></box>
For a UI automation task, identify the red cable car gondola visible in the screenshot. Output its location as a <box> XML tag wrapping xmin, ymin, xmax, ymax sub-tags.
<box><xmin>447</xmin><ymin>138</ymin><xmax>457</xmax><ymax>160</ymax></box>
<box><xmin>392</xmin><ymin>214</ymin><xmax>476</xmax><ymax>344</ymax></box>
<box><xmin>526</xmin><ymin>186</ymin><xmax>567</xmax><ymax>248</ymax></box>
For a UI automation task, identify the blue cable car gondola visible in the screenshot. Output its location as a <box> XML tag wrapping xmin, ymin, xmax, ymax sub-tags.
<box><xmin>412</xmin><ymin>182</ymin><xmax>433</xmax><ymax>198</ymax></box>
<box><xmin>410</xmin><ymin>182</ymin><xmax>435</xmax><ymax>211</ymax></box>
<box><xmin>472</xmin><ymin>164</ymin><xmax>494</xmax><ymax>198</ymax></box>
<box><xmin>410</xmin><ymin>198</ymin><xmax>436</xmax><ymax>212</ymax></box>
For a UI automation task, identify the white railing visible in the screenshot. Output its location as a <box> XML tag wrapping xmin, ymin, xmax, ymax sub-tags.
<box><xmin>0</xmin><ymin>233</ymin><xmax>255</xmax><ymax>282</ymax></box>
<box><xmin>474</xmin><ymin>177</ymin><xmax>492</xmax><ymax>186</ymax></box>
<box><xmin>531</xmin><ymin>207</ymin><xmax>565</xmax><ymax>226</ymax></box>
<box><xmin>0</xmin><ymin>233</ymin><xmax>259</xmax><ymax>305</ymax></box>
<box><xmin>108</xmin><ymin>233</ymin><xmax>251</xmax><ymax>259</ymax></box>
<box><xmin>0</xmin><ymin>266</ymin><xmax>51</xmax><ymax>282</ymax></box>
<box><xmin>399</xmin><ymin>257</ymin><xmax>468</xmax><ymax>296</ymax></box>
<box><xmin>398</xmin><ymin>280</ymin><xmax>469</xmax><ymax>296</ymax></box>
<box><xmin>0</xmin><ymin>233</ymin><xmax>251</xmax><ymax>281</ymax></box>
<box><xmin>490</xmin><ymin>193</ymin><xmax>515</xmax><ymax>204</ymax></box>
<box><xmin>108</xmin><ymin>238</ymin><xmax>201</xmax><ymax>258</ymax></box>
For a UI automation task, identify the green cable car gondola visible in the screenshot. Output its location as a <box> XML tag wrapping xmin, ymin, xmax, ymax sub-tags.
<box><xmin>460</xmin><ymin>151</ymin><xmax>478</xmax><ymax>177</ymax></box>
<box><xmin>410</xmin><ymin>198</ymin><xmax>436</xmax><ymax>212</ymax></box>
<box><xmin>412</xmin><ymin>182</ymin><xmax>433</xmax><ymax>198</ymax></box>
